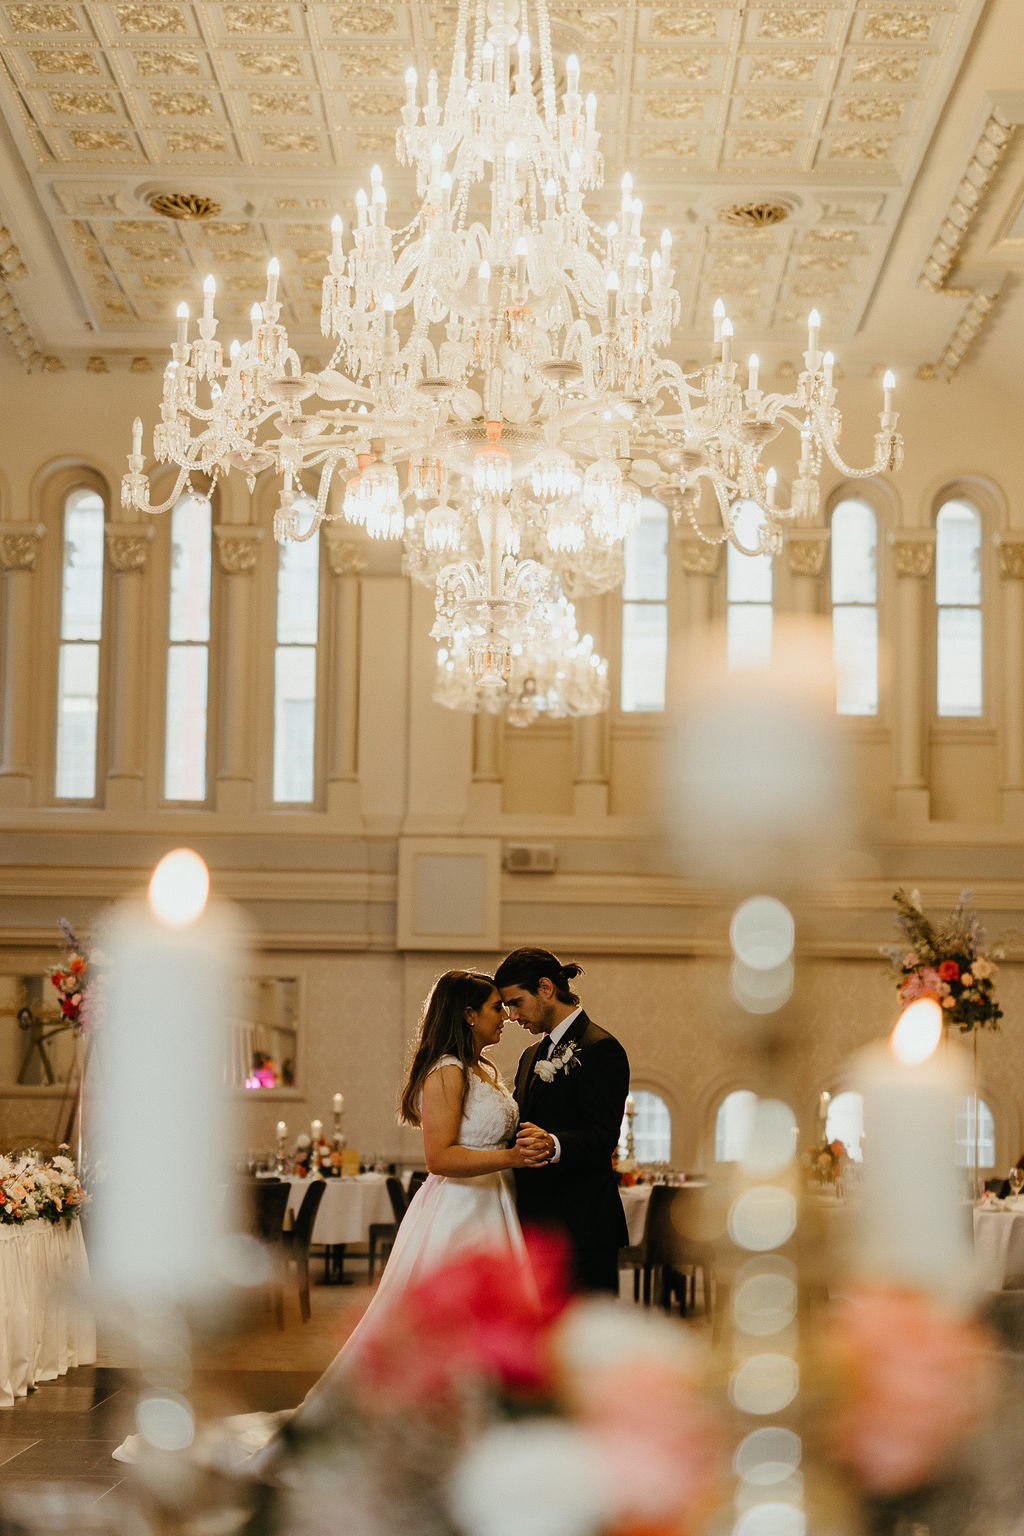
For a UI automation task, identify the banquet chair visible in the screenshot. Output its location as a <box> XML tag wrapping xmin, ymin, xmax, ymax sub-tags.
<box><xmin>283</xmin><ymin>1179</ymin><xmax>327</xmax><ymax>1322</ymax></box>
<box><xmin>619</xmin><ymin>1190</ymin><xmax>657</xmax><ymax>1304</ymax></box>
<box><xmin>645</xmin><ymin>1184</ymin><xmax>725</xmax><ymax>1327</ymax></box>
<box><xmin>368</xmin><ymin>1176</ymin><xmax>408</xmax><ymax>1278</ymax></box>
<box><xmin>240</xmin><ymin>1179</ymin><xmax>291</xmax><ymax>1330</ymax></box>
<box><xmin>407</xmin><ymin>1170</ymin><xmax>428</xmax><ymax>1198</ymax></box>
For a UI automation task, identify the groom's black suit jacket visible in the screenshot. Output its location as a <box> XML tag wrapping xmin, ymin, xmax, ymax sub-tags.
<box><xmin>512</xmin><ymin>1010</ymin><xmax>629</xmax><ymax>1259</ymax></box>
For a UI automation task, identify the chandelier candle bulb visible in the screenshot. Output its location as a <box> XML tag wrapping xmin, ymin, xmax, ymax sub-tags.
<box><xmin>311</xmin><ymin>1118</ymin><xmax>322</xmax><ymax>1145</ymax></box>
<box><xmin>807</xmin><ymin>308</ymin><xmax>821</xmax><ymax>355</ymax></box>
<box><xmin>131</xmin><ymin>416</ymin><xmax>143</xmax><ymax>457</ymax></box>
<box><xmin>440</xmin><ymin>170</ymin><xmax>452</xmax><ymax>217</ymax></box>
<box><xmin>543</xmin><ymin>177</ymin><xmax>557</xmax><ymax>218</ymax></box>
<box><xmin>330</xmin><ymin>215</ymin><xmax>343</xmax><ymax>261</ymax></box>
<box><xmin>721</xmin><ymin>316</ymin><xmax>734</xmax><ymax>367</ymax></box>
<box><xmin>823</xmin><ymin>350</ymin><xmax>834</xmax><ymax>391</ymax></box>
<box><xmin>91</xmin><ymin>851</ymin><xmax>245</xmax><ymax>1304</ymax></box>
<box><xmin>765</xmin><ymin>466</ymin><xmax>778</xmax><ymax>507</ymax></box>
<box><xmin>202</xmin><ymin>274</ymin><xmax>215</xmax><ymax>321</ymax></box>
<box><xmin>854</xmin><ymin>999</ymin><xmax>972</xmax><ymax>1301</ymax></box>
<box><xmin>404</xmin><ymin>65</ymin><xmax>417</xmax><ymax>107</ymax></box>
<box><xmin>333</xmin><ymin>1094</ymin><xmax>343</xmax><ymax>1115</ymax></box>
<box><xmin>175</xmin><ymin>301</ymin><xmax>188</xmax><ymax>347</ymax></box>
<box><xmin>482</xmin><ymin>39</ymin><xmax>494</xmax><ymax>83</ymax></box>
<box><xmin>265</xmin><ymin>257</ymin><xmax>280</xmax><ymax>306</ymax></box>
<box><xmin>713</xmin><ymin>297</ymin><xmax>725</xmax><ymax>344</ymax></box>
<box><xmin>747</xmin><ymin>353</ymin><xmax>759</xmax><ymax>392</ymax></box>
<box><xmin>566</xmin><ymin>52</ymin><xmax>580</xmax><ymax>94</ymax></box>
<box><xmin>883</xmin><ymin>369</ymin><xmax>895</xmax><ymax>413</ymax></box>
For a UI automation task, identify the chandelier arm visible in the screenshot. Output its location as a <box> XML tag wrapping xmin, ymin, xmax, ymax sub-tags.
<box><xmin>124</xmin><ymin>465</ymin><xmax>192</xmax><ymax>517</ymax></box>
<box><xmin>808</xmin><ymin>401</ymin><xmax>901</xmax><ymax>478</ymax></box>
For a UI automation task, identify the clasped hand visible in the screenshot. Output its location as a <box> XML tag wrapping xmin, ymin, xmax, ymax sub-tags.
<box><xmin>511</xmin><ymin>1121</ymin><xmax>554</xmax><ymax>1167</ymax></box>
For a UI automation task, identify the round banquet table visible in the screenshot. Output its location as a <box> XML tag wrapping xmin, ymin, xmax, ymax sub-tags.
<box><xmin>973</xmin><ymin>1202</ymin><xmax>1024</xmax><ymax>1291</ymax></box>
<box><xmin>0</xmin><ymin>1219</ymin><xmax>95</xmax><ymax>1408</ymax></box>
<box><xmin>281</xmin><ymin>1173</ymin><xmax>396</xmax><ymax>1247</ymax></box>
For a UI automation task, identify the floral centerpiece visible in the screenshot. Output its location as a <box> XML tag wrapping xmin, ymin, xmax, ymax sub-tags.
<box><xmin>806</xmin><ymin>1136</ymin><xmax>848</xmax><ymax>1185</ymax></box>
<box><xmin>0</xmin><ymin>1149</ymin><xmax>87</xmax><ymax>1227</ymax></box>
<box><xmin>882</xmin><ymin>888</ymin><xmax>1004</xmax><ymax>1034</ymax></box>
<box><xmin>49</xmin><ymin>918</ymin><xmax>93</xmax><ymax>1033</ymax></box>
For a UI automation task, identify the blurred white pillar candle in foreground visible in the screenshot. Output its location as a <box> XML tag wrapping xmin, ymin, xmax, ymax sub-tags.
<box><xmin>92</xmin><ymin>849</ymin><xmax>248</xmax><ymax>1304</ymax></box>
<box><xmin>854</xmin><ymin>999</ymin><xmax>972</xmax><ymax>1301</ymax></box>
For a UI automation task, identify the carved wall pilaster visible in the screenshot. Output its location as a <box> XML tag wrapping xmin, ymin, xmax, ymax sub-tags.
<box><xmin>890</xmin><ymin>531</ymin><xmax>935</xmax><ymax>579</ymax></box>
<box><xmin>214</xmin><ymin>524</ymin><xmax>264</xmax><ymax>574</ymax></box>
<box><xmin>997</xmin><ymin>536</ymin><xmax>1024</xmax><ymax>581</ymax></box>
<box><xmin>105</xmin><ymin>523</ymin><xmax>154</xmax><ymax>574</ymax></box>
<box><xmin>0</xmin><ymin>522</ymin><xmax>45</xmax><ymax>572</ymax></box>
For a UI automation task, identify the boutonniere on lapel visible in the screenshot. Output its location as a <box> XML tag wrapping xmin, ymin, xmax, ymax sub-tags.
<box><xmin>534</xmin><ymin>1040</ymin><xmax>582</xmax><ymax>1083</ymax></box>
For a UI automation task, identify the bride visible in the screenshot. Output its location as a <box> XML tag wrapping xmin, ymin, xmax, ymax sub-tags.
<box><xmin>116</xmin><ymin>970</ymin><xmax>548</xmax><ymax>1469</ymax></box>
<box><xmin>290</xmin><ymin>968</ymin><xmax>550</xmax><ymax>1419</ymax></box>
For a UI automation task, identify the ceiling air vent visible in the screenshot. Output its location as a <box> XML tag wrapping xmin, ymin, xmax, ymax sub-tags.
<box><xmin>717</xmin><ymin>201</ymin><xmax>789</xmax><ymax>228</ymax></box>
<box><xmin>147</xmin><ymin>191</ymin><xmax>222</xmax><ymax>221</ymax></box>
<box><xmin>503</xmin><ymin>843</ymin><xmax>557</xmax><ymax>874</ymax></box>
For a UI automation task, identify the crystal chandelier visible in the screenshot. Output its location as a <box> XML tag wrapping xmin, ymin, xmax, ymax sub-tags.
<box><xmin>122</xmin><ymin>0</ymin><xmax>905</xmax><ymax>709</ymax></box>
<box><xmin>435</xmin><ymin>591</ymin><xmax>609</xmax><ymax>727</ymax></box>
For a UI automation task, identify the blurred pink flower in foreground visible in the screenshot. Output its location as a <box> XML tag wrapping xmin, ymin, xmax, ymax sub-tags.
<box><xmin>825</xmin><ymin>1286</ymin><xmax>996</xmax><ymax>1495</ymax></box>
<box><xmin>355</xmin><ymin>1230</ymin><xmax>569</xmax><ymax>1407</ymax></box>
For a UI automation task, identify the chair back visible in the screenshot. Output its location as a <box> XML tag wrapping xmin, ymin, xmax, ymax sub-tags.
<box><xmin>407</xmin><ymin>1170</ymin><xmax>428</xmax><ymax>1197</ymax></box>
<box><xmin>251</xmin><ymin>1179</ymin><xmax>290</xmax><ymax>1244</ymax></box>
<box><xmin>292</xmin><ymin>1179</ymin><xmax>326</xmax><ymax>1248</ymax></box>
<box><xmin>644</xmin><ymin>1183</ymin><xmax>726</xmax><ymax>1269</ymax></box>
<box><xmin>385</xmin><ymin>1175</ymin><xmax>408</xmax><ymax>1224</ymax></box>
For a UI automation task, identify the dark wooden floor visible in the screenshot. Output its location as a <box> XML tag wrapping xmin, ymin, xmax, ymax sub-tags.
<box><xmin>0</xmin><ymin>1363</ymin><xmax>323</xmax><ymax>1505</ymax></box>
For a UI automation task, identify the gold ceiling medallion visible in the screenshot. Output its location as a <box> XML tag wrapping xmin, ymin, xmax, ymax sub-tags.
<box><xmin>147</xmin><ymin>192</ymin><xmax>222</xmax><ymax>221</ymax></box>
<box><xmin>717</xmin><ymin>201</ymin><xmax>790</xmax><ymax>228</ymax></box>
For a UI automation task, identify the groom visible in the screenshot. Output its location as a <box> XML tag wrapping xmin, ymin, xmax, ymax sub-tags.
<box><xmin>495</xmin><ymin>946</ymin><xmax>629</xmax><ymax>1295</ymax></box>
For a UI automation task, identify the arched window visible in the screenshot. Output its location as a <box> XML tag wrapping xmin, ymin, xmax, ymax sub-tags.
<box><xmin>273</xmin><ymin>519</ymin><xmax>320</xmax><ymax>802</ymax></box>
<box><xmin>620</xmin><ymin>497</ymin><xmax>668</xmax><ymax>712</ymax></box>
<box><xmin>956</xmin><ymin>1095</ymin><xmax>995</xmax><ymax>1169</ymax></box>
<box><xmin>715</xmin><ymin>1089</ymin><xmax>796</xmax><ymax>1161</ymax></box>
<box><xmin>831</xmin><ymin>499</ymin><xmax>878</xmax><ymax>715</ymax></box>
<box><xmin>727</xmin><ymin>501</ymin><xmax>772</xmax><ymax>670</ymax></box>
<box><xmin>935</xmin><ymin>498</ymin><xmax>982</xmax><ymax>717</ymax></box>
<box><xmin>825</xmin><ymin>1090</ymin><xmax>864</xmax><ymax>1161</ymax></box>
<box><xmin>164</xmin><ymin>494</ymin><xmax>212</xmax><ymax>802</ymax></box>
<box><xmin>55</xmin><ymin>487</ymin><xmax>105</xmax><ymax>800</ymax></box>
<box><xmin>619</xmin><ymin>1089</ymin><xmax>672</xmax><ymax>1163</ymax></box>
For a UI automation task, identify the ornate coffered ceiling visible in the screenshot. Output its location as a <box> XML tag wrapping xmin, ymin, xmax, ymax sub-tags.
<box><xmin>0</xmin><ymin>0</ymin><xmax>1021</xmax><ymax>377</ymax></box>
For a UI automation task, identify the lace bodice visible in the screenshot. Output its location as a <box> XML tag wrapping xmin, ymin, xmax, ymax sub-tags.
<box><xmin>427</xmin><ymin>1056</ymin><xmax>519</xmax><ymax>1150</ymax></box>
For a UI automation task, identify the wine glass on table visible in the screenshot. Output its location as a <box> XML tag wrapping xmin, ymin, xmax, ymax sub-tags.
<box><xmin>1008</xmin><ymin>1166</ymin><xmax>1024</xmax><ymax>1199</ymax></box>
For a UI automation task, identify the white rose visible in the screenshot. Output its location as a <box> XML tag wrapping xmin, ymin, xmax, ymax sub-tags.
<box><xmin>448</xmin><ymin>1422</ymin><xmax>606</xmax><ymax>1536</ymax></box>
<box><xmin>51</xmin><ymin>1156</ymin><xmax>74</xmax><ymax>1176</ymax></box>
<box><xmin>534</xmin><ymin>1059</ymin><xmax>557</xmax><ymax>1082</ymax></box>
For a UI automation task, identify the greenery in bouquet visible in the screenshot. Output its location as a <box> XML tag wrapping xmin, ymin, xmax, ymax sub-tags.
<box><xmin>49</xmin><ymin>917</ymin><xmax>94</xmax><ymax>1033</ymax></box>
<box><xmin>0</xmin><ymin>1148</ymin><xmax>87</xmax><ymax>1226</ymax></box>
<box><xmin>882</xmin><ymin>887</ymin><xmax>1004</xmax><ymax>1034</ymax></box>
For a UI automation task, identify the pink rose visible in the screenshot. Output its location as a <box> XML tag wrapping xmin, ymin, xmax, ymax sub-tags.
<box><xmin>825</xmin><ymin>1287</ymin><xmax>995</xmax><ymax>1495</ymax></box>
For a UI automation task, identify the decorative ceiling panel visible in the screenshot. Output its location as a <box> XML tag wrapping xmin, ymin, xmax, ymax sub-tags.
<box><xmin>0</xmin><ymin>0</ymin><xmax>990</xmax><ymax>361</ymax></box>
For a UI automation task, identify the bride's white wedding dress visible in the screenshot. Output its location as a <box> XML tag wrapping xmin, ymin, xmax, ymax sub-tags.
<box><xmin>114</xmin><ymin>1057</ymin><xmax>526</xmax><ymax>1471</ymax></box>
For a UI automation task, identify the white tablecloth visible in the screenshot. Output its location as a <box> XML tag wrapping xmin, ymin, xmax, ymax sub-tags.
<box><xmin>0</xmin><ymin>1220</ymin><xmax>96</xmax><ymax>1408</ymax></box>
<box><xmin>620</xmin><ymin>1184</ymin><xmax>653</xmax><ymax>1246</ymax></box>
<box><xmin>973</xmin><ymin>1204</ymin><xmax>1024</xmax><ymax>1290</ymax></box>
<box><xmin>282</xmin><ymin>1174</ymin><xmax>396</xmax><ymax>1247</ymax></box>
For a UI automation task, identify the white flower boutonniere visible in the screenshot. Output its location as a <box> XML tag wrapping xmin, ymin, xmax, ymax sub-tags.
<box><xmin>533</xmin><ymin>1039</ymin><xmax>582</xmax><ymax>1083</ymax></box>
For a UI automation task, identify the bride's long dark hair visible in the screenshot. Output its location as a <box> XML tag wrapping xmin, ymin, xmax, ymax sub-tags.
<box><xmin>399</xmin><ymin>969</ymin><xmax>496</xmax><ymax>1128</ymax></box>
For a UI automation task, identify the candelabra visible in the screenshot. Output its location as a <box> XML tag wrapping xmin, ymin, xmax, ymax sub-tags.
<box><xmin>121</xmin><ymin>0</ymin><xmax>904</xmax><ymax>707</ymax></box>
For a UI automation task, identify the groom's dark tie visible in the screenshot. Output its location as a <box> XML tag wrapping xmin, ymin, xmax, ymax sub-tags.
<box><xmin>539</xmin><ymin>1032</ymin><xmax>555</xmax><ymax>1060</ymax></box>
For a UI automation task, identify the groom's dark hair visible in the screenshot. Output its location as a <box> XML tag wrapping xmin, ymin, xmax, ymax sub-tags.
<box><xmin>494</xmin><ymin>947</ymin><xmax>583</xmax><ymax>1005</ymax></box>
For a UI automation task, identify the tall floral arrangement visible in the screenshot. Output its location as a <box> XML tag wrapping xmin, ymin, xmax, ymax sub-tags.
<box><xmin>49</xmin><ymin>918</ymin><xmax>93</xmax><ymax>1033</ymax></box>
<box><xmin>882</xmin><ymin>888</ymin><xmax>1003</xmax><ymax>1034</ymax></box>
